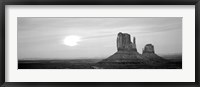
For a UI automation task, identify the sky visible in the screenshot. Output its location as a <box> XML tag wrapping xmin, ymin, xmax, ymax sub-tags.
<box><xmin>18</xmin><ymin>17</ymin><xmax>182</xmax><ymax>59</ymax></box>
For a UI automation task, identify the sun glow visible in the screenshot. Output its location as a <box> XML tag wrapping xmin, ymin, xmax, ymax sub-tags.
<box><xmin>63</xmin><ymin>35</ymin><xmax>81</xmax><ymax>46</ymax></box>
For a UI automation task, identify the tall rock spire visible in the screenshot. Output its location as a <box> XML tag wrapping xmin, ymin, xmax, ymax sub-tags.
<box><xmin>131</xmin><ymin>37</ymin><xmax>137</xmax><ymax>51</ymax></box>
<box><xmin>133</xmin><ymin>37</ymin><xmax>136</xmax><ymax>44</ymax></box>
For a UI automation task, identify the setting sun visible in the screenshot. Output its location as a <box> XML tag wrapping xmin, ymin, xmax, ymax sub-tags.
<box><xmin>63</xmin><ymin>35</ymin><xmax>81</xmax><ymax>46</ymax></box>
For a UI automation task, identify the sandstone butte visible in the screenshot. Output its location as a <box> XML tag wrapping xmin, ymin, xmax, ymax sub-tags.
<box><xmin>95</xmin><ymin>32</ymin><xmax>168</xmax><ymax>69</ymax></box>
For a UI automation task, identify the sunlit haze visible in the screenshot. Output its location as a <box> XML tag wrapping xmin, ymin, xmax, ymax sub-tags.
<box><xmin>63</xmin><ymin>35</ymin><xmax>81</xmax><ymax>46</ymax></box>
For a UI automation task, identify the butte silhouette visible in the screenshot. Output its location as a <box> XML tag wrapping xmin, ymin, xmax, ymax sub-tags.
<box><xmin>95</xmin><ymin>32</ymin><xmax>168</xmax><ymax>69</ymax></box>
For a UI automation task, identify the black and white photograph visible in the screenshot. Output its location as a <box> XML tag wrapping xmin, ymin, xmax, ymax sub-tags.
<box><xmin>18</xmin><ymin>17</ymin><xmax>182</xmax><ymax>69</ymax></box>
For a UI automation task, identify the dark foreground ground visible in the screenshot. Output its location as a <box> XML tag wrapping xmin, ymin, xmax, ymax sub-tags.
<box><xmin>18</xmin><ymin>59</ymin><xmax>101</xmax><ymax>69</ymax></box>
<box><xmin>18</xmin><ymin>55</ymin><xmax>182</xmax><ymax>69</ymax></box>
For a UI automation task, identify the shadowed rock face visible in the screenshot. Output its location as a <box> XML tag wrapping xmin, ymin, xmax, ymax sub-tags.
<box><xmin>143</xmin><ymin>44</ymin><xmax>155</xmax><ymax>53</ymax></box>
<box><xmin>117</xmin><ymin>32</ymin><xmax>137</xmax><ymax>51</ymax></box>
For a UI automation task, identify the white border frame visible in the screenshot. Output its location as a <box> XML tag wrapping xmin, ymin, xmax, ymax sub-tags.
<box><xmin>5</xmin><ymin>5</ymin><xmax>195</xmax><ymax>82</ymax></box>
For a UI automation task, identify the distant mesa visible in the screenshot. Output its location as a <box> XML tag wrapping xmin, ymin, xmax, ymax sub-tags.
<box><xmin>95</xmin><ymin>32</ymin><xmax>168</xmax><ymax>69</ymax></box>
<box><xmin>143</xmin><ymin>44</ymin><xmax>155</xmax><ymax>54</ymax></box>
<box><xmin>142</xmin><ymin>44</ymin><xmax>168</xmax><ymax>65</ymax></box>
